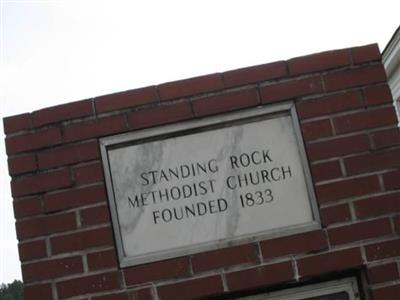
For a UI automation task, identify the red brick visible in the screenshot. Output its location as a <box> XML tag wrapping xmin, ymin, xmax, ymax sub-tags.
<box><xmin>351</xmin><ymin>44</ymin><xmax>381</xmax><ymax>64</ymax></box>
<box><xmin>38</xmin><ymin>140</ymin><xmax>100</xmax><ymax>169</ymax></box>
<box><xmin>320</xmin><ymin>204</ymin><xmax>351</xmax><ymax>226</ymax></box>
<box><xmin>44</xmin><ymin>184</ymin><xmax>107</xmax><ymax>213</ymax></box>
<box><xmin>288</xmin><ymin>49</ymin><xmax>351</xmax><ymax>75</ymax></box>
<box><xmin>365</xmin><ymin>239</ymin><xmax>400</xmax><ymax>261</ymax></box>
<box><xmin>261</xmin><ymin>230</ymin><xmax>327</xmax><ymax>259</ymax></box>
<box><xmin>334</xmin><ymin>106</ymin><xmax>397</xmax><ymax>134</ymax></box>
<box><xmin>192</xmin><ymin>88</ymin><xmax>259</xmax><ymax>117</ymax></box>
<box><xmin>18</xmin><ymin>239</ymin><xmax>47</xmax><ymax>261</ymax></box>
<box><xmin>72</xmin><ymin>161</ymin><xmax>104</xmax><ymax>185</ymax></box>
<box><xmin>24</xmin><ymin>283</ymin><xmax>52</xmax><ymax>300</ymax></box>
<box><xmin>80</xmin><ymin>205</ymin><xmax>110</xmax><ymax>226</ymax></box>
<box><xmin>51</xmin><ymin>226</ymin><xmax>114</xmax><ymax>254</ymax></box>
<box><xmin>158</xmin><ymin>73</ymin><xmax>224</xmax><ymax>100</ymax></box>
<box><xmin>226</xmin><ymin>261</ymin><xmax>294</xmax><ymax>292</ymax></box>
<box><xmin>13</xmin><ymin>196</ymin><xmax>42</xmax><ymax>218</ymax></box>
<box><xmin>56</xmin><ymin>271</ymin><xmax>119</xmax><ymax>299</ymax></box>
<box><xmin>315</xmin><ymin>175</ymin><xmax>380</xmax><ymax>204</ymax></box>
<box><xmin>93</xmin><ymin>289</ymin><xmax>152</xmax><ymax>300</ymax></box>
<box><xmin>95</xmin><ymin>86</ymin><xmax>158</xmax><ymax>113</ymax></box>
<box><xmin>92</xmin><ymin>292</ymin><xmax>129</xmax><ymax>300</ymax></box>
<box><xmin>32</xmin><ymin>99</ymin><xmax>93</xmax><ymax>127</ymax></box>
<box><xmin>16</xmin><ymin>212</ymin><xmax>76</xmax><ymax>240</ymax></box>
<box><xmin>372</xmin><ymin>127</ymin><xmax>400</xmax><ymax>149</ymax></box>
<box><xmin>297</xmin><ymin>247</ymin><xmax>363</xmax><ymax>277</ymax></box>
<box><xmin>223</xmin><ymin>61</ymin><xmax>287</xmax><ymax>87</ymax></box>
<box><xmin>363</xmin><ymin>84</ymin><xmax>393</xmax><ymax>106</ymax></box>
<box><xmin>3</xmin><ymin>113</ymin><xmax>31</xmax><ymax>134</ymax></box>
<box><xmin>22</xmin><ymin>256</ymin><xmax>83</xmax><ymax>282</ymax></box>
<box><xmin>261</xmin><ymin>76</ymin><xmax>323</xmax><ymax>103</ymax></box>
<box><xmin>63</xmin><ymin>115</ymin><xmax>127</xmax><ymax>143</ymax></box>
<box><xmin>7</xmin><ymin>154</ymin><xmax>37</xmax><ymax>175</ymax></box>
<box><xmin>307</xmin><ymin>134</ymin><xmax>369</xmax><ymax>160</ymax></box>
<box><xmin>296</xmin><ymin>91</ymin><xmax>362</xmax><ymax>119</ymax></box>
<box><xmin>87</xmin><ymin>249</ymin><xmax>118</xmax><ymax>271</ymax></box>
<box><xmin>158</xmin><ymin>275</ymin><xmax>224</xmax><ymax>300</ymax></box>
<box><xmin>355</xmin><ymin>193</ymin><xmax>400</xmax><ymax>218</ymax></box>
<box><xmin>344</xmin><ymin>148</ymin><xmax>400</xmax><ymax>175</ymax></box>
<box><xmin>373</xmin><ymin>284</ymin><xmax>400</xmax><ymax>300</ymax></box>
<box><xmin>323</xmin><ymin>64</ymin><xmax>386</xmax><ymax>92</ymax></box>
<box><xmin>301</xmin><ymin>119</ymin><xmax>333</xmax><ymax>141</ymax></box>
<box><xmin>383</xmin><ymin>169</ymin><xmax>400</xmax><ymax>190</ymax></box>
<box><xmin>192</xmin><ymin>243</ymin><xmax>258</xmax><ymax>273</ymax></box>
<box><xmin>311</xmin><ymin>160</ymin><xmax>342</xmax><ymax>182</ymax></box>
<box><xmin>127</xmin><ymin>101</ymin><xmax>193</xmax><ymax>129</ymax></box>
<box><xmin>5</xmin><ymin>127</ymin><xmax>62</xmax><ymax>155</ymax></box>
<box><xmin>394</xmin><ymin>216</ymin><xmax>400</xmax><ymax>234</ymax></box>
<box><xmin>124</xmin><ymin>257</ymin><xmax>189</xmax><ymax>286</ymax></box>
<box><xmin>368</xmin><ymin>262</ymin><xmax>399</xmax><ymax>284</ymax></box>
<box><xmin>11</xmin><ymin>168</ymin><xmax>72</xmax><ymax>197</ymax></box>
<box><xmin>328</xmin><ymin>218</ymin><xmax>392</xmax><ymax>246</ymax></box>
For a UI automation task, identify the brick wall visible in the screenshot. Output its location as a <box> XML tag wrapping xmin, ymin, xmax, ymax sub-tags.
<box><xmin>3</xmin><ymin>44</ymin><xmax>400</xmax><ymax>300</ymax></box>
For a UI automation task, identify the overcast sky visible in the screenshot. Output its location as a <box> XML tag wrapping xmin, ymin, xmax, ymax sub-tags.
<box><xmin>0</xmin><ymin>0</ymin><xmax>399</xmax><ymax>284</ymax></box>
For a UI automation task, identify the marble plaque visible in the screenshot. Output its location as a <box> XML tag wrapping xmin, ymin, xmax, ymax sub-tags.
<box><xmin>100</xmin><ymin>103</ymin><xmax>320</xmax><ymax>267</ymax></box>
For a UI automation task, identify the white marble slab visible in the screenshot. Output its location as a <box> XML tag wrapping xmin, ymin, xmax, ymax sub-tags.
<box><xmin>102</xmin><ymin>105</ymin><xmax>319</xmax><ymax>266</ymax></box>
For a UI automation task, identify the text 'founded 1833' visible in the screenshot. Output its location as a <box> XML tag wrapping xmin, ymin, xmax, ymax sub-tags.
<box><xmin>101</xmin><ymin>103</ymin><xmax>320</xmax><ymax>267</ymax></box>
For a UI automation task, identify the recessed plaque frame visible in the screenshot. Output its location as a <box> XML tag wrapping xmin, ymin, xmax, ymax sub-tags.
<box><xmin>100</xmin><ymin>102</ymin><xmax>320</xmax><ymax>268</ymax></box>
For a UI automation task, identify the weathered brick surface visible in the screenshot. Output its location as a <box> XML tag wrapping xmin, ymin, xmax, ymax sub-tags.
<box><xmin>87</xmin><ymin>249</ymin><xmax>118</xmax><ymax>271</ymax></box>
<box><xmin>191</xmin><ymin>243</ymin><xmax>258</xmax><ymax>272</ymax></box>
<box><xmin>226</xmin><ymin>261</ymin><xmax>294</xmax><ymax>292</ymax></box>
<box><xmin>16</xmin><ymin>212</ymin><xmax>76</xmax><ymax>240</ymax></box>
<box><xmin>371</xmin><ymin>127</ymin><xmax>400</xmax><ymax>149</ymax></box>
<box><xmin>157</xmin><ymin>275</ymin><xmax>224</xmax><ymax>300</ymax></box>
<box><xmin>43</xmin><ymin>184</ymin><xmax>107</xmax><ymax>212</ymax></box>
<box><xmin>306</xmin><ymin>134</ymin><xmax>369</xmax><ymax>160</ymax></box>
<box><xmin>32</xmin><ymin>99</ymin><xmax>93</xmax><ymax>127</ymax></box>
<box><xmin>351</xmin><ymin>44</ymin><xmax>381</xmax><ymax>64</ymax></box>
<box><xmin>127</xmin><ymin>100</ymin><xmax>193</xmax><ymax>129</ymax></box>
<box><xmin>315</xmin><ymin>175</ymin><xmax>380</xmax><ymax>204</ymax></box>
<box><xmin>22</xmin><ymin>256</ymin><xmax>83</xmax><ymax>282</ymax></box>
<box><xmin>56</xmin><ymin>271</ymin><xmax>120</xmax><ymax>299</ymax></box>
<box><xmin>365</xmin><ymin>239</ymin><xmax>400</xmax><ymax>261</ymax></box>
<box><xmin>18</xmin><ymin>239</ymin><xmax>47</xmax><ymax>261</ymax></box>
<box><xmin>301</xmin><ymin>119</ymin><xmax>333</xmax><ymax>141</ymax></box>
<box><xmin>327</xmin><ymin>218</ymin><xmax>393</xmax><ymax>246</ymax></box>
<box><xmin>8</xmin><ymin>154</ymin><xmax>37</xmax><ymax>175</ymax></box>
<box><xmin>37</xmin><ymin>140</ymin><xmax>99</xmax><ymax>169</ymax></box>
<box><xmin>3</xmin><ymin>113</ymin><xmax>31</xmax><ymax>134</ymax></box>
<box><xmin>51</xmin><ymin>226</ymin><xmax>114</xmax><ymax>254</ymax></box>
<box><xmin>4</xmin><ymin>44</ymin><xmax>399</xmax><ymax>299</ymax></box>
<box><xmin>311</xmin><ymin>160</ymin><xmax>342</xmax><ymax>182</ymax></box>
<box><xmin>95</xmin><ymin>86</ymin><xmax>159</xmax><ymax>113</ymax></box>
<box><xmin>288</xmin><ymin>49</ymin><xmax>351</xmax><ymax>75</ymax></box>
<box><xmin>6</xmin><ymin>127</ymin><xmax>62</xmax><ymax>154</ymax></box>
<box><xmin>333</xmin><ymin>106</ymin><xmax>397</xmax><ymax>134</ymax></box>
<box><xmin>320</xmin><ymin>204</ymin><xmax>351</xmax><ymax>226</ymax></box>
<box><xmin>124</xmin><ymin>257</ymin><xmax>190</xmax><ymax>286</ymax></box>
<box><xmin>261</xmin><ymin>76</ymin><xmax>323</xmax><ymax>103</ymax></box>
<box><xmin>223</xmin><ymin>61</ymin><xmax>287</xmax><ymax>87</ymax></box>
<box><xmin>72</xmin><ymin>161</ymin><xmax>104</xmax><ymax>185</ymax></box>
<box><xmin>297</xmin><ymin>248</ymin><xmax>363</xmax><ymax>277</ymax></box>
<box><xmin>158</xmin><ymin>73</ymin><xmax>224</xmax><ymax>100</ymax></box>
<box><xmin>11</xmin><ymin>168</ymin><xmax>72</xmax><ymax>197</ymax></box>
<box><xmin>261</xmin><ymin>230</ymin><xmax>327</xmax><ymax>259</ymax></box>
<box><xmin>296</xmin><ymin>90</ymin><xmax>362</xmax><ymax>119</ymax></box>
<box><xmin>367</xmin><ymin>262</ymin><xmax>399</xmax><ymax>284</ymax></box>
<box><xmin>192</xmin><ymin>88</ymin><xmax>259</xmax><ymax>117</ymax></box>
<box><xmin>323</xmin><ymin>64</ymin><xmax>386</xmax><ymax>92</ymax></box>
<box><xmin>63</xmin><ymin>115</ymin><xmax>128</xmax><ymax>142</ymax></box>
